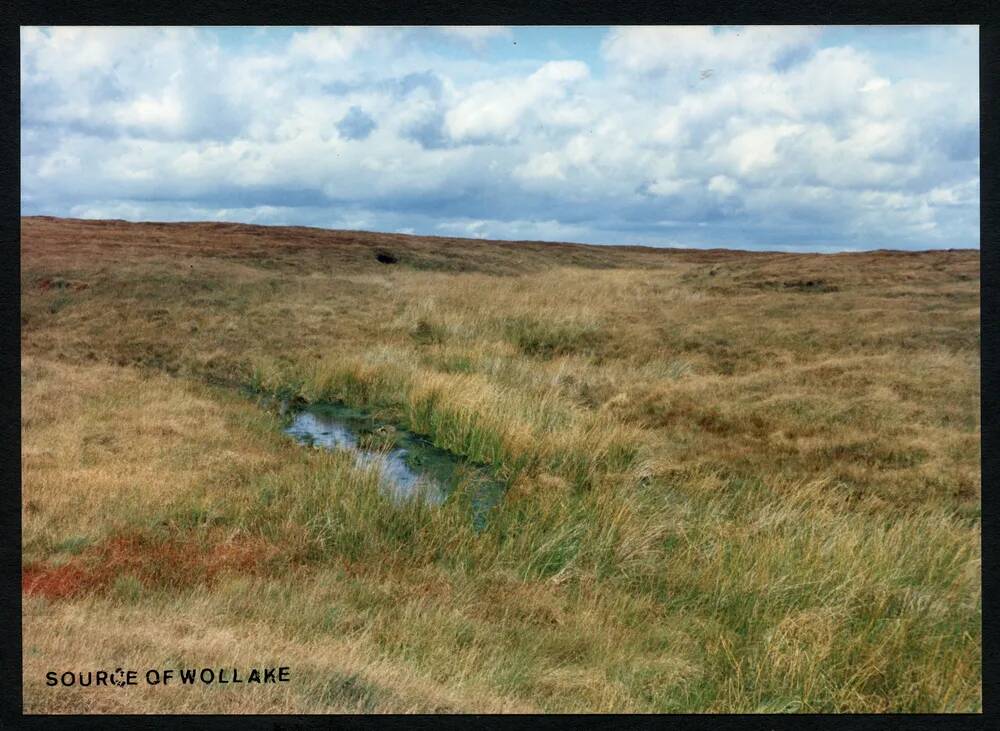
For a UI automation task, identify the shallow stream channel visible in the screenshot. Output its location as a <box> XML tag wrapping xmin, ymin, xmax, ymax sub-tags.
<box><xmin>275</xmin><ymin>400</ymin><xmax>506</xmax><ymax>529</ymax></box>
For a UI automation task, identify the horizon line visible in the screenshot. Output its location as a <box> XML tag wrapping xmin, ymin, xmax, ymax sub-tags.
<box><xmin>19</xmin><ymin>214</ymin><xmax>982</xmax><ymax>256</ymax></box>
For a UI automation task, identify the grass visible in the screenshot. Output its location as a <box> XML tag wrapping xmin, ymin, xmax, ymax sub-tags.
<box><xmin>20</xmin><ymin>216</ymin><xmax>981</xmax><ymax>713</ymax></box>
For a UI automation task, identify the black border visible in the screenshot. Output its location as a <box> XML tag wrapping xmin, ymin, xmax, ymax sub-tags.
<box><xmin>980</xmin><ymin>18</ymin><xmax>997</xmax><ymax>731</ymax></box>
<box><xmin>10</xmin><ymin>2</ymin><xmax>1000</xmax><ymax>26</ymax></box>
<box><xmin>4</xmin><ymin>3</ymin><xmax>996</xmax><ymax>729</ymax></box>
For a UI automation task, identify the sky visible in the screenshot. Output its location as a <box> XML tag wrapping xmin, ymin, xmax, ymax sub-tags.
<box><xmin>20</xmin><ymin>25</ymin><xmax>980</xmax><ymax>251</ymax></box>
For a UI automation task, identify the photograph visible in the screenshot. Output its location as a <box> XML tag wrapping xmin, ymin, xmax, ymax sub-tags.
<box><xmin>19</xmin><ymin>25</ymin><xmax>981</xmax><ymax>714</ymax></box>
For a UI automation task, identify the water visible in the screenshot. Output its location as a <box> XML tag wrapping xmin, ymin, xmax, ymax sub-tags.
<box><xmin>282</xmin><ymin>402</ymin><xmax>505</xmax><ymax>526</ymax></box>
<box><xmin>285</xmin><ymin>408</ymin><xmax>444</xmax><ymax>504</ymax></box>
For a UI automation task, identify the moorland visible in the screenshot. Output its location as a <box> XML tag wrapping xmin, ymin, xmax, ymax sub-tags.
<box><xmin>21</xmin><ymin>216</ymin><xmax>980</xmax><ymax>712</ymax></box>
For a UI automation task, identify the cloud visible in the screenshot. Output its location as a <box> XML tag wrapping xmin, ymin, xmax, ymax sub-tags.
<box><xmin>337</xmin><ymin>106</ymin><xmax>377</xmax><ymax>140</ymax></box>
<box><xmin>288</xmin><ymin>26</ymin><xmax>374</xmax><ymax>63</ymax></box>
<box><xmin>708</xmin><ymin>175</ymin><xmax>738</xmax><ymax>196</ymax></box>
<box><xmin>601</xmin><ymin>25</ymin><xmax>820</xmax><ymax>75</ymax></box>
<box><xmin>444</xmin><ymin>60</ymin><xmax>589</xmax><ymax>143</ymax></box>
<box><xmin>436</xmin><ymin>26</ymin><xmax>513</xmax><ymax>48</ymax></box>
<box><xmin>20</xmin><ymin>25</ymin><xmax>979</xmax><ymax>250</ymax></box>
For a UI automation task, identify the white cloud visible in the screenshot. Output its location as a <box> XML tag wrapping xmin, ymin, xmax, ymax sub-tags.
<box><xmin>514</xmin><ymin>151</ymin><xmax>567</xmax><ymax>182</ymax></box>
<box><xmin>647</xmin><ymin>178</ymin><xmax>692</xmax><ymax>197</ymax></box>
<box><xmin>436</xmin><ymin>217</ymin><xmax>591</xmax><ymax>242</ymax></box>
<box><xmin>437</xmin><ymin>26</ymin><xmax>512</xmax><ymax>48</ymax></box>
<box><xmin>861</xmin><ymin>77</ymin><xmax>890</xmax><ymax>93</ymax></box>
<box><xmin>722</xmin><ymin>123</ymin><xmax>807</xmax><ymax>176</ymax></box>
<box><xmin>601</xmin><ymin>25</ymin><xmax>819</xmax><ymax>74</ymax></box>
<box><xmin>708</xmin><ymin>175</ymin><xmax>738</xmax><ymax>196</ymax></box>
<box><xmin>20</xmin><ymin>26</ymin><xmax>979</xmax><ymax>250</ymax></box>
<box><xmin>926</xmin><ymin>178</ymin><xmax>979</xmax><ymax>207</ymax></box>
<box><xmin>444</xmin><ymin>60</ymin><xmax>589</xmax><ymax>142</ymax></box>
<box><xmin>288</xmin><ymin>26</ymin><xmax>374</xmax><ymax>63</ymax></box>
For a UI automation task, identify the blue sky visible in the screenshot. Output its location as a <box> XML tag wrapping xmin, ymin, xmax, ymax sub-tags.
<box><xmin>21</xmin><ymin>26</ymin><xmax>979</xmax><ymax>251</ymax></box>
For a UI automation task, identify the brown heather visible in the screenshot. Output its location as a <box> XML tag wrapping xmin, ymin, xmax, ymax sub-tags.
<box><xmin>21</xmin><ymin>216</ymin><xmax>980</xmax><ymax>712</ymax></box>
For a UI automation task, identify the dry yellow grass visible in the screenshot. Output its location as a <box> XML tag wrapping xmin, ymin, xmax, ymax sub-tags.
<box><xmin>21</xmin><ymin>216</ymin><xmax>980</xmax><ymax>713</ymax></box>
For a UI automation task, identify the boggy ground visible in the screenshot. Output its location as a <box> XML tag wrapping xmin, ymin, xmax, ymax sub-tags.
<box><xmin>21</xmin><ymin>216</ymin><xmax>980</xmax><ymax>712</ymax></box>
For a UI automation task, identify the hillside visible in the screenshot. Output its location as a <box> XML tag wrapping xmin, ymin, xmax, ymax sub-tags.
<box><xmin>20</xmin><ymin>216</ymin><xmax>981</xmax><ymax>712</ymax></box>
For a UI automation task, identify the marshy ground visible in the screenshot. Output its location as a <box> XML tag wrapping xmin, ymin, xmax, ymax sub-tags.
<box><xmin>20</xmin><ymin>216</ymin><xmax>980</xmax><ymax>712</ymax></box>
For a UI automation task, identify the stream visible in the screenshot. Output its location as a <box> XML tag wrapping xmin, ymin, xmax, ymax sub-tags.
<box><xmin>282</xmin><ymin>401</ymin><xmax>505</xmax><ymax>527</ymax></box>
